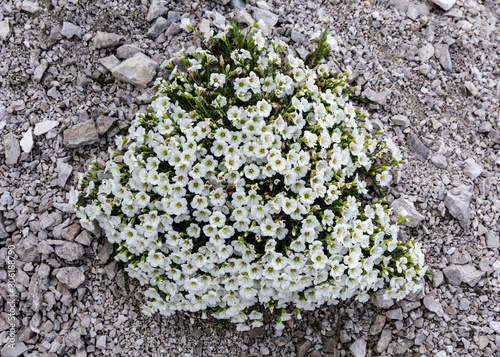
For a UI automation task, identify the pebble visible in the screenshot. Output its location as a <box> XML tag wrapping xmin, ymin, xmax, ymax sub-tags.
<box><xmin>54</xmin><ymin>267</ymin><xmax>85</xmax><ymax>289</ymax></box>
<box><xmin>407</xmin><ymin>132</ymin><xmax>431</xmax><ymax>162</ymax></box>
<box><xmin>391</xmin><ymin>197</ymin><xmax>425</xmax><ymax>227</ymax></box>
<box><xmin>423</xmin><ymin>294</ymin><xmax>444</xmax><ymax>316</ymax></box>
<box><xmin>148</xmin><ymin>17</ymin><xmax>170</xmax><ymax>38</ymax></box>
<box><xmin>291</xmin><ymin>30</ymin><xmax>308</xmax><ymax>44</ymax></box>
<box><xmin>63</xmin><ymin>120</ymin><xmax>99</xmax><ymax>148</ymax></box>
<box><xmin>61</xmin><ymin>21</ymin><xmax>85</xmax><ymax>39</ymax></box>
<box><xmin>165</xmin><ymin>23</ymin><xmax>182</xmax><ymax>37</ymax></box>
<box><xmin>385</xmin><ymin>308</ymin><xmax>403</xmax><ymax>320</ymax></box>
<box><xmin>430</xmin><ymin>154</ymin><xmax>448</xmax><ymax>169</ymax></box>
<box><xmin>444</xmin><ymin>185</ymin><xmax>473</xmax><ymax>229</ymax></box>
<box><xmin>96</xmin><ymin>335</ymin><xmax>107</xmax><ymax>350</ymax></box>
<box><xmin>376</xmin><ymin>329</ymin><xmax>391</xmax><ymax>353</ymax></box>
<box><xmin>34</xmin><ymin>120</ymin><xmax>59</xmax><ymax>135</ymax></box>
<box><xmin>488</xmin><ymin>129</ymin><xmax>500</xmax><ymax>143</ymax></box>
<box><xmin>369</xmin><ymin>315</ymin><xmax>386</xmax><ymax>335</ymax></box>
<box><xmin>167</xmin><ymin>11</ymin><xmax>181</xmax><ymax>23</ymax></box>
<box><xmin>0</xmin><ymin>20</ymin><xmax>10</xmax><ymax>41</ymax></box>
<box><xmin>20</xmin><ymin>128</ymin><xmax>33</xmax><ymax>153</ymax></box>
<box><xmin>431</xmin><ymin>0</ymin><xmax>456</xmax><ymax>11</ymax></box>
<box><xmin>252</xmin><ymin>7</ymin><xmax>279</xmax><ymax>27</ymax></box>
<box><xmin>33</xmin><ymin>60</ymin><xmax>48</xmax><ymax>83</ymax></box>
<box><xmin>94</xmin><ymin>31</ymin><xmax>124</xmax><ymax>49</ymax></box>
<box><xmin>390</xmin><ymin>114</ymin><xmax>410</xmax><ymax>128</ymax></box>
<box><xmin>419</xmin><ymin>43</ymin><xmax>434</xmax><ymax>62</ymax></box>
<box><xmin>4</xmin><ymin>132</ymin><xmax>21</xmax><ymax>165</ymax></box>
<box><xmin>96</xmin><ymin>116</ymin><xmax>118</xmax><ymax>135</ymax></box>
<box><xmin>295</xmin><ymin>339</ymin><xmax>312</xmax><ymax>357</ymax></box>
<box><xmin>464</xmin><ymin>81</ymin><xmax>479</xmax><ymax>97</ymax></box>
<box><xmin>27</xmin><ymin>264</ymin><xmax>51</xmax><ymax>312</ymax></box>
<box><xmin>486</xmin><ymin>232</ymin><xmax>500</xmax><ymax>248</ymax></box>
<box><xmin>350</xmin><ymin>338</ymin><xmax>366</xmax><ymax>357</ymax></box>
<box><xmin>111</xmin><ymin>53</ymin><xmax>158</xmax><ymax>88</ymax></box>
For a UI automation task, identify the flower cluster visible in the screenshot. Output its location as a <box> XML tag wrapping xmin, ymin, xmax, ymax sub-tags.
<box><xmin>70</xmin><ymin>20</ymin><xmax>426</xmax><ymax>331</ymax></box>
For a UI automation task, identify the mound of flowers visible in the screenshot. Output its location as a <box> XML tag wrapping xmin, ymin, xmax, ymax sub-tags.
<box><xmin>70</xmin><ymin>20</ymin><xmax>426</xmax><ymax>330</ymax></box>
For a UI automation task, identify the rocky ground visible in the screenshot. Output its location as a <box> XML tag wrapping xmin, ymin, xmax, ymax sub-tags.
<box><xmin>1</xmin><ymin>0</ymin><xmax>499</xmax><ymax>356</ymax></box>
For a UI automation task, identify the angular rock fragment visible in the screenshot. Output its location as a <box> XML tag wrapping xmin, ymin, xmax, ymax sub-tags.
<box><xmin>252</xmin><ymin>8</ymin><xmax>279</xmax><ymax>27</ymax></box>
<box><xmin>391</xmin><ymin>198</ymin><xmax>425</xmax><ymax>227</ymax></box>
<box><xmin>443</xmin><ymin>264</ymin><xmax>483</xmax><ymax>286</ymax></box>
<box><xmin>63</xmin><ymin>120</ymin><xmax>99</xmax><ymax>148</ymax></box>
<box><xmin>444</xmin><ymin>185</ymin><xmax>472</xmax><ymax>229</ymax></box>
<box><xmin>430</xmin><ymin>154</ymin><xmax>447</xmax><ymax>169</ymax></box>
<box><xmin>94</xmin><ymin>31</ymin><xmax>124</xmax><ymax>49</ymax></box>
<box><xmin>148</xmin><ymin>17</ymin><xmax>170</xmax><ymax>38</ymax></box>
<box><xmin>1</xmin><ymin>340</ymin><xmax>27</xmax><ymax>357</ymax></box>
<box><xmin>33</xmin><ymin>60</ymin><xmax>48</xmax><ymax>83</ymax></box>
<box><xmin>57</xmin><ymin>162</ymin><xmax>73</xmax><ymax>187</ymax></box>
<box><xmin>20</xmin><ymin>128</ymin><xmax>33</xmax><ymax>153</ymax></box>
<box><xmin>27</xmin><ymin>264</ymin><xmax>51</xmax><ymax>312</ymax></box>
<box><xmin>434</xmin><ymin>43</ymin><xmax>452</xmax><ymax>71</ymax></box>
<box><xmin>4</xmin><ymin>132</ymin><xmax>20</xmax><ymax>165</ymax></box>
<box><xmin>147</xmin><ymin>0</ymin><xmax>167</xmax><ymax>22</ymax></box>
<box><xmin>0</xmin><ymin>20</ymin><xmax>10</xmax><ymax>41</ymax></box>
<box><xmin>54</xmin><ymin>267</ymin><xmax>85</xmax><ymax>289</ymax></box>
<box><xmin>464</xmin><ymin>161</ymin><xmax>482</xmax><ymax>180</ymax></box>
<box><xmin>34</xmin><ymin>120</ymin><xmax>59</xmax><ymax>135</ymax></box>
<box><xmin>111</xmin><ymin>53</ymin><xmax>158</xmax><ymax>88</ymax></box>
<box><xmin>98</xmin><ymin>55</ymin><xmax>120</xmax><ymax>72</ymax></box>
<box><xmin>55</xmin><ymin>241</ymin><xmax>85</xmax><ymax>262</ymax></box>
<box><xmin>96</xmin><ymin>116</ymin><xmax>118</xmax><ymax>135</ymax></box>
<box><xmin>390</xmin><ymin>115</ymin><xmax>410</xmax><ymax>128</ymax></box>
<box><xmin>431</xmin><ymin>0</ymin><xmax>456</xmax><ymax>11</ymax></box>
<box><xmin>116</xmin><ymin>44</ymin><xmax>142</xmax><ymax>59</ymax></box>
<box><xmin>376</xmin><ymin>329</ymin><xmax>391</xmax><ymax>353</ymax></box>
<box><xmin>371</xmin><ymin>289</ymin><xmax>394</xmax><ymax>308</ymax></box>
<box><xmin>407</xmin><ymin>132</ymin><xmax>431</xmax><ymax>161</ymax></box>
<box><xmin>350</xmin><ymin>338</ymin><xmax>367</xmax><ymax>357</ymax></box>
<box><xmin>21</xmin><ymin>1</ymin><xmax>40</xmax><ymax>13</ymax></box>
<box><xmin>362</xmin><ymin>88</ymin><xmax>391</xmax><ymax>105</ymax></box>
<box><xmin>423</xmin><ymin>294</ymin><xmax>444</xmax><ymax>316</ymax></box>
<box><xmin>61</xmin><ymin>21</ymin><xmax>85</xmax><ymax>39</ymax></box>
<box><xmin>419</xmin><ymin>43</ymin><xmax>434</xmax><ymax>62</ymax></box>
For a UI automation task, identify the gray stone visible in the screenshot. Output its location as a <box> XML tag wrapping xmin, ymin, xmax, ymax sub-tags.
<box><xmin>33</xmin><ymin>59</ymin><xmax>48</xmax><ymax>83</ymax></box>
<box><xmin>464</xmin><ymin>162</ymin><xmax>482</xmax><ymax>180</ymax></box>
<box><xmin>4</xmin><ymin>132</ymin><xmax>20</xmax><ymax>166</ymax></box>
<box><xmin>75</xmin><ymin>230</ymin><xmax>93</xmax><ymax>246</ymax></box>
<box><xmin>55</xmin><ymin>267</ymin><xmax>85</xmax><ymax>289</ymax></box>
<box><xmin>21</xmin><ymin>1</ymin><xmax>40</xmax><ymax>13</ymax></box>
<box><xmin>20</xmin><ymin>128</ymin><xmax>33</xmax><ymax>153</ymax></box>
<box><xmin>98</xmin><ymin>55</ymin><xmax>120</xmax><ymax>72</ymax></box>
<box><xmin>385</xmin><ymin>308</ymin><xmax>403</xmax><ymax>320</ymax></box>
<box><xmin>11</xmin><ymin>100</ymin><xmax>25</xmax><ymax>112</ymax></box>
<box><xmin>443</xmin><ymin>264</ymin><xmax>483</xmax><ymax>287</ymax></box>
<box><xmin>61</xmin><ymin>22</ymin><xmax>85</xmax><ymax>39</ymax></box>
<box><xmin>96</xmin><ymin>335</ymin><xmax>106</xmax><ymax>350</ymax></box>
<box><xmin>464</xmin><ymin>81</ymin><xmax>479</xmax><ymax>96</ymax></box>
<box><xmin>34</xmin><ymin>120</ymin><xmax>59</xmax><ymax>135</ymax></box>
<box><xmin>486</xmin><ymin>232</ymin><xmax>499</xmax><ymax>248</ymax></box>
<box><xmin>393</xmin><ymin>338</ymin><xmax>414</xmax><ymax>354</ymax></box>
<box><xmin>362</xmin><ymin>88</ymin><xmax>391</xmax><ymax>105</ymax></box>
<box><xmin>350</xmin><ymin>338</ymin><xmax>366</xmax><ymax>357</ymax></box>
<box><xmin>444</xmin><ymin>8</ymin><xmax>462</xmax><ymax>17</ymax></box>
<box><xmin>57</xmin><ymin>162</ymin><xmax>73</xmax><ymax>187</ymax></box>
<box><xmin>390</xmin><ymin>115</ymin><xmax>410</xmax><ymax>128</ymax></box>
<box><xmin>0</xmin><ymin>20</ymin><xmax>10</xmax><ymax>41</ymax></box>
<box><xmin>488</xmin><ymin>129</ymin><xmax>500</xmax><ymax>144</ymax></box>
<box><xmin>295</xmin><ymin>339</ymin><xmax>312</xmax><ymax>357</ymax></box>
<box><xmin>444</xmin><ymin>185</ymin><xmax>473</xmax><ymax>229</ymax></box>
<box><xmin>63</xmin><ymin>120</ymin><xmax>99</xmax><ymax>148</ymax></box>
<box><xmin>235</xmin><ymin>10</ymin><xmax>255</xmax><ymax>26</ymax></box>
<box><xmin>96</xmin><ymin>116</ymin><xmax>118</xmax><ymax>135</ymax></box>
<box><xmin>431</xmin><ymin>154</ymin><xmax>448</xmax><ymax>169</ymax></box>
<box><xmin>94</xmin><ymin>31</ymin><xmax>124</xmax><ymax>49</ymax></box>
<box><xmin>434</xmin><ymin>43</ymin><xmax>453</xmax><ymax>71</ymax></box>
<box><xmin>167</xmin><ymin>11</ymin><xmax>181</xmax><ymax>23</ymax></box>
<box><xmin>291</xmin><ymin>30</ymin><xmax>308</xmax><ymax>44</ymax></box>
<box><xmin>111</xmin><ymin>53</ymin><xmax>158</xmax><ymax>88</ymax></box>
<box><xmin>98</xmin><ymin>240</ymin><xmax>114</xmax><ymax>263</ymax></box>
<box><xmin>490</xmin><ymin>321</ymin><xmax>500</xmax><ymax>334</ymax></box>
<box><xmin>407</xmin><ymin>132</ymin><xmax>431</xmax><ymax>162</ymax></box>
<box><xmin>252</xmin><ymin>7</ymin><xmax>279</xmax><ymax>27</ymax></box>
<box><xmin>117</xmin><ymin>44</ymin><xmax>142</xmax><ymax>59</ymax></box>
<box><xmin>40</xmin><ymin>212</ymin><xmax>62</xmax><ymax>229</ymax></box>
<box><xmin>431</xmin><ymin>0</ymin><xmax>456</xmax><ymax>11</ymax></box>
<box><xmin>376</xmin><ymin>329</ymin><xmax>391</xmax><ymax>353</ymax></box>
<box><xmin>400</xmin><ymin>300</ymin><xmax>420</xmax><ymax>312</ymax></box>
<box><xmin>369</xmin><ymin>314</ymin><xmax>386</xmax><ymax>335</ymax></box>
<box><xmin>147</xmin><ymin>0</ymin><xmax>167</xmax><ymax>22</ymax></box>
<box><xmin>232</xmin><ymin>0</ymin><xmax>247</xmax><ymax>9</ymax></box>
<box><xmin>419</xmin><ymin>43</ymin><xmax>434</xmax><ymax>62</ymax></box>
<box><xmin>55</xmin><ymin>241</ymin><xmax>85</xmax><ymax>262</ymax></box>
<box><xmin>423</xmin><ymin>294</ymin><xmax>444</xmax><ymax>316</ymax></box>
<box><xmin>165</xmin><ymin>23</ymin><xmax>182</xmax><ymax>37</ymax></box>
<box><xmin>64</xmin><ymin>330</ymin><xmax>84</xmax><ymax>349</ymax></box>
<box><xmin>372</xmin><ymin>289</ymin><xmax>394</xmax><ymax>309</ymax></box>
<box><xmin>414</xmin><ymin>333</ymin><xmax>426</xmax><ymax>346</ymax></box>
<box><xmin>478</xmin><ymin>121</ymin><xmax>492</xmax><ymax>133</ymax></box>
<box><xmin>148</xmin><ymin>17</ymin><xmax>170</xmax><ymax>38</ymax></box>
<box><xmin>391</xmin><ymin>198</ymin><xmax>425</xmax><ymax>227</ymax></box>
<box><xmin>27</xmin><ymin>264</ymin><xmax>51</xmax><ymax>312</ymax></box>
<box><xmin>1</xmin><ymin>341</ymin><xmax>27</xmax><ymax>357</ymax></box>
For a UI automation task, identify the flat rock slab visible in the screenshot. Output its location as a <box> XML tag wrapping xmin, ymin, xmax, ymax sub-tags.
<box><xmin>63</xmin><ymin>120</ymin><xmax>99</xmax><ymax>148</ymax></box>
<box><xmin>407</xmin><ymin>132</ymin><xmax>431</xmax><ymax>161</ymax></box>
<box><xmin>54</xmin><ymin>267</ymin><xmax>85</xmax><ymax>289</ymax></box>
<box><xmin>111</xmin><ymin>53</ymin><xmax>158</xmax><ymax>88</ymax></box>
<box><xmin>1</xmin><ymin>341</ymin><xmax>27</xmax><ymax>357</ymax></box>
<box><xmin>444</xmin><ymin>185</ymin><xmax>472</xmax><ymax>229</ymax></box>
<box><xmin>27</xmin><ymin>263</ymin><xmax>51</xmax><ymax>312</ymax></box>
<box><xmin>4</xmin><ymin>132</ymin><xmax>20</xmax><ymax>165</ymax></box>
<box><xmin>443</xmin><ymin>264</ymin><xmax>483</xmax><ymax>286</ymax></box>
<box><xmin>252</xmin><ymin>7</ymin><xmax>279</xmax><ymax>27</ymax></box>
<box><xmin>34</xmin><ymin>120</ymin><xmax>59</xmax><ymax>135</ymax></box>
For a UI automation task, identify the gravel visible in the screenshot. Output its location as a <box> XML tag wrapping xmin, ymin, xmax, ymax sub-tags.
<box><xmin>1</xmin><ymin>0</ymin><xmax>499</xmax><ymax>356</ymax></box>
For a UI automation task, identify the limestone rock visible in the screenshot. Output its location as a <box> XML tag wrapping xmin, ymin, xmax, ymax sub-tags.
<box><xmin>407</xmin><ymin>132</ymin><xmax>431</xmax><ymax>161</ymax></box>
<box><xmin>431</xmin><ymin>0</ymin><xmax>456</xmax><ymax>11</ymax></box>
<box><xmin>390</xmin><ymin>115</ymin><xmax>410</xmax><ymax>128</ymax></box>
<box><xmin>419</xmin><ymin>43</ymin><xmax>434</xmax><ymax>62</ymax></box>
<box><xmin>20</xmin><ymin>128</ymin><xmax>33</xmax><ymax>153</ymax></box>
<box><xmin>0</xmin><ymin>20</ymin><xmax>10</xmax><ymax>41</ymax></box>
<box><xmin>111</xmin><ymin>53</ymin><xmax>158</xmax><ymax>88</ymax></box>
<box><xmin>96</xmin><ymin>116</ymin><xmax>118</xmax><ymax>135</ymax></box>
<box><xmin>423</xmin><ymin>294</ymin><xmax>444</xmax><ymax>316</ymax></box>
<box><xmin>362</xmin><ymin>88</ymin><xmax>391</xmax><ymax>105</ymax></box>
<box><xmin>94</xmin><ymin>31</ymin><xmax>124</xmax><ymax>49</ymax></box>
<box><xmin>61</xmin><ymin>21</ymin><xmax>85</xmax><ymax>39</ymax></box>
<box><xmin>116</xmin><ymin>44</ymin><xmax>142</xmax><ymax>59</ymax></box>
<box><xmin>34</xmin><ymin>120</ymin><xmax>59</xmax><ymax>135</ymax></box>
<box><xmin>350</xmin><ymin>338</ymin><xmax>367</xmax><ymax>357</ymax></box>
<box><xmin>21</xmin><ymin>1</ymin><xmax>40</xmax><ymax>13</ymax></box>
<box><xmin>434</xmin><ymin>43</ymin><xmax>453</xmax><ymax>71</ymax></box>
<box><xmin>4</xmin><ymin>132</ymin><xmax>20</xmax><ymax>165</ymax></box>
<box><xmin>57</xmin><ymin>162</ymin><xmax>73</xmax><ymax>187</ymax></box>
<box><xmin>252</xmin><ymin>7</ymin><xmax>279</xmax><ymax>27</ymax></box>
<box><xmin>98</xmin><ymin>55</ymin><xmax>120</xmax><ymax>72</ymax></box>
<box><xmin>55</xmin><ymin>241</ymin><xmax>85</xmax><ymax>262</ymax></box>
<box><xmin>444</xmin><ymin>185</ymin><xmax>473</xmax><ymax>229</ymax></box>
<box><xmin>391</xmin><ymin>198</ymin><xmax>425</xmax><ymax>227</ymax></box>
<box><xmin>443</xmin><ymin>264</ymin><xmax>483</xmax><ymax>287</ymax></box>
<box><xmin>54</xmin><ymin>267</ymin><xmax>85</xmax><ymax>289</ymax></box>
<box><xmin>63</xmin><ymin>120</ymin><xmax>99</xmax><ymax>148</ymax></box>
<box><xmin>147</xmin><ymin>0</ymin><xmax>167</xmax><ymax>22</ymax></box>
<box><xmin>27</xmin><ymin>264</ymin><xmax>51</xmax><ymax>312</ymax></box>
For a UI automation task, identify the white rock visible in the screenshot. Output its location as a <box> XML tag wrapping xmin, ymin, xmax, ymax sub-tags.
<box><xmin>391</xmin><ymin>198</ymin><xmax>425</xmax><ymax>227</ymax></box>
<box><xmin>431</xmin><ymin>0</ymin><xmax>456</xmax><ymax>11</ymax></box>
<box><xmin>20</xmin><ymin>128</ymin><xmax>33</xmax><ymax>153</ymax></box>
<box><xmin>111</xmin><ymin>53</ymin><xmax>158</xmax><ymax>88</ymax></box>
<box><xmin>34</xmin><ymin>120</ymin><xmax>59</xmax><ymax>135</ymax></box>
<box><xmin>490</xmin><ymin>321</ymin><xmax>500</xmax><ymax>334</ymax></box>
<box><xmin>98</xmin><ymin>55</ymin><xmax>120</xmax><ymax>72</ymax></box>
<box><xmin>0</xmin><ymin>121</ymin><xmax>6</xmax><ymax>133</ymax></box>
<box><xmin>61</xmin><ymin>21</ymin><xmax>85</xmax><ymax>39</ymax></box>
<box><xmin>464</xmin><ymin>161</ymin><xmax>482</xmax><ymax>180</ymax></box>
<box><xmin>21</xmin><ymin>1</ymin><xmax>40</xmax><ymax>13</ymax></box>
<box><xmin>0</xmin><ymin>20</ymin><xmax>10</xmax><ymax>41</ymax></box>
<box><xmin>350</xmin><ymin>338</ymin><xmax>367</xmax><ymax>357</ymax></box>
